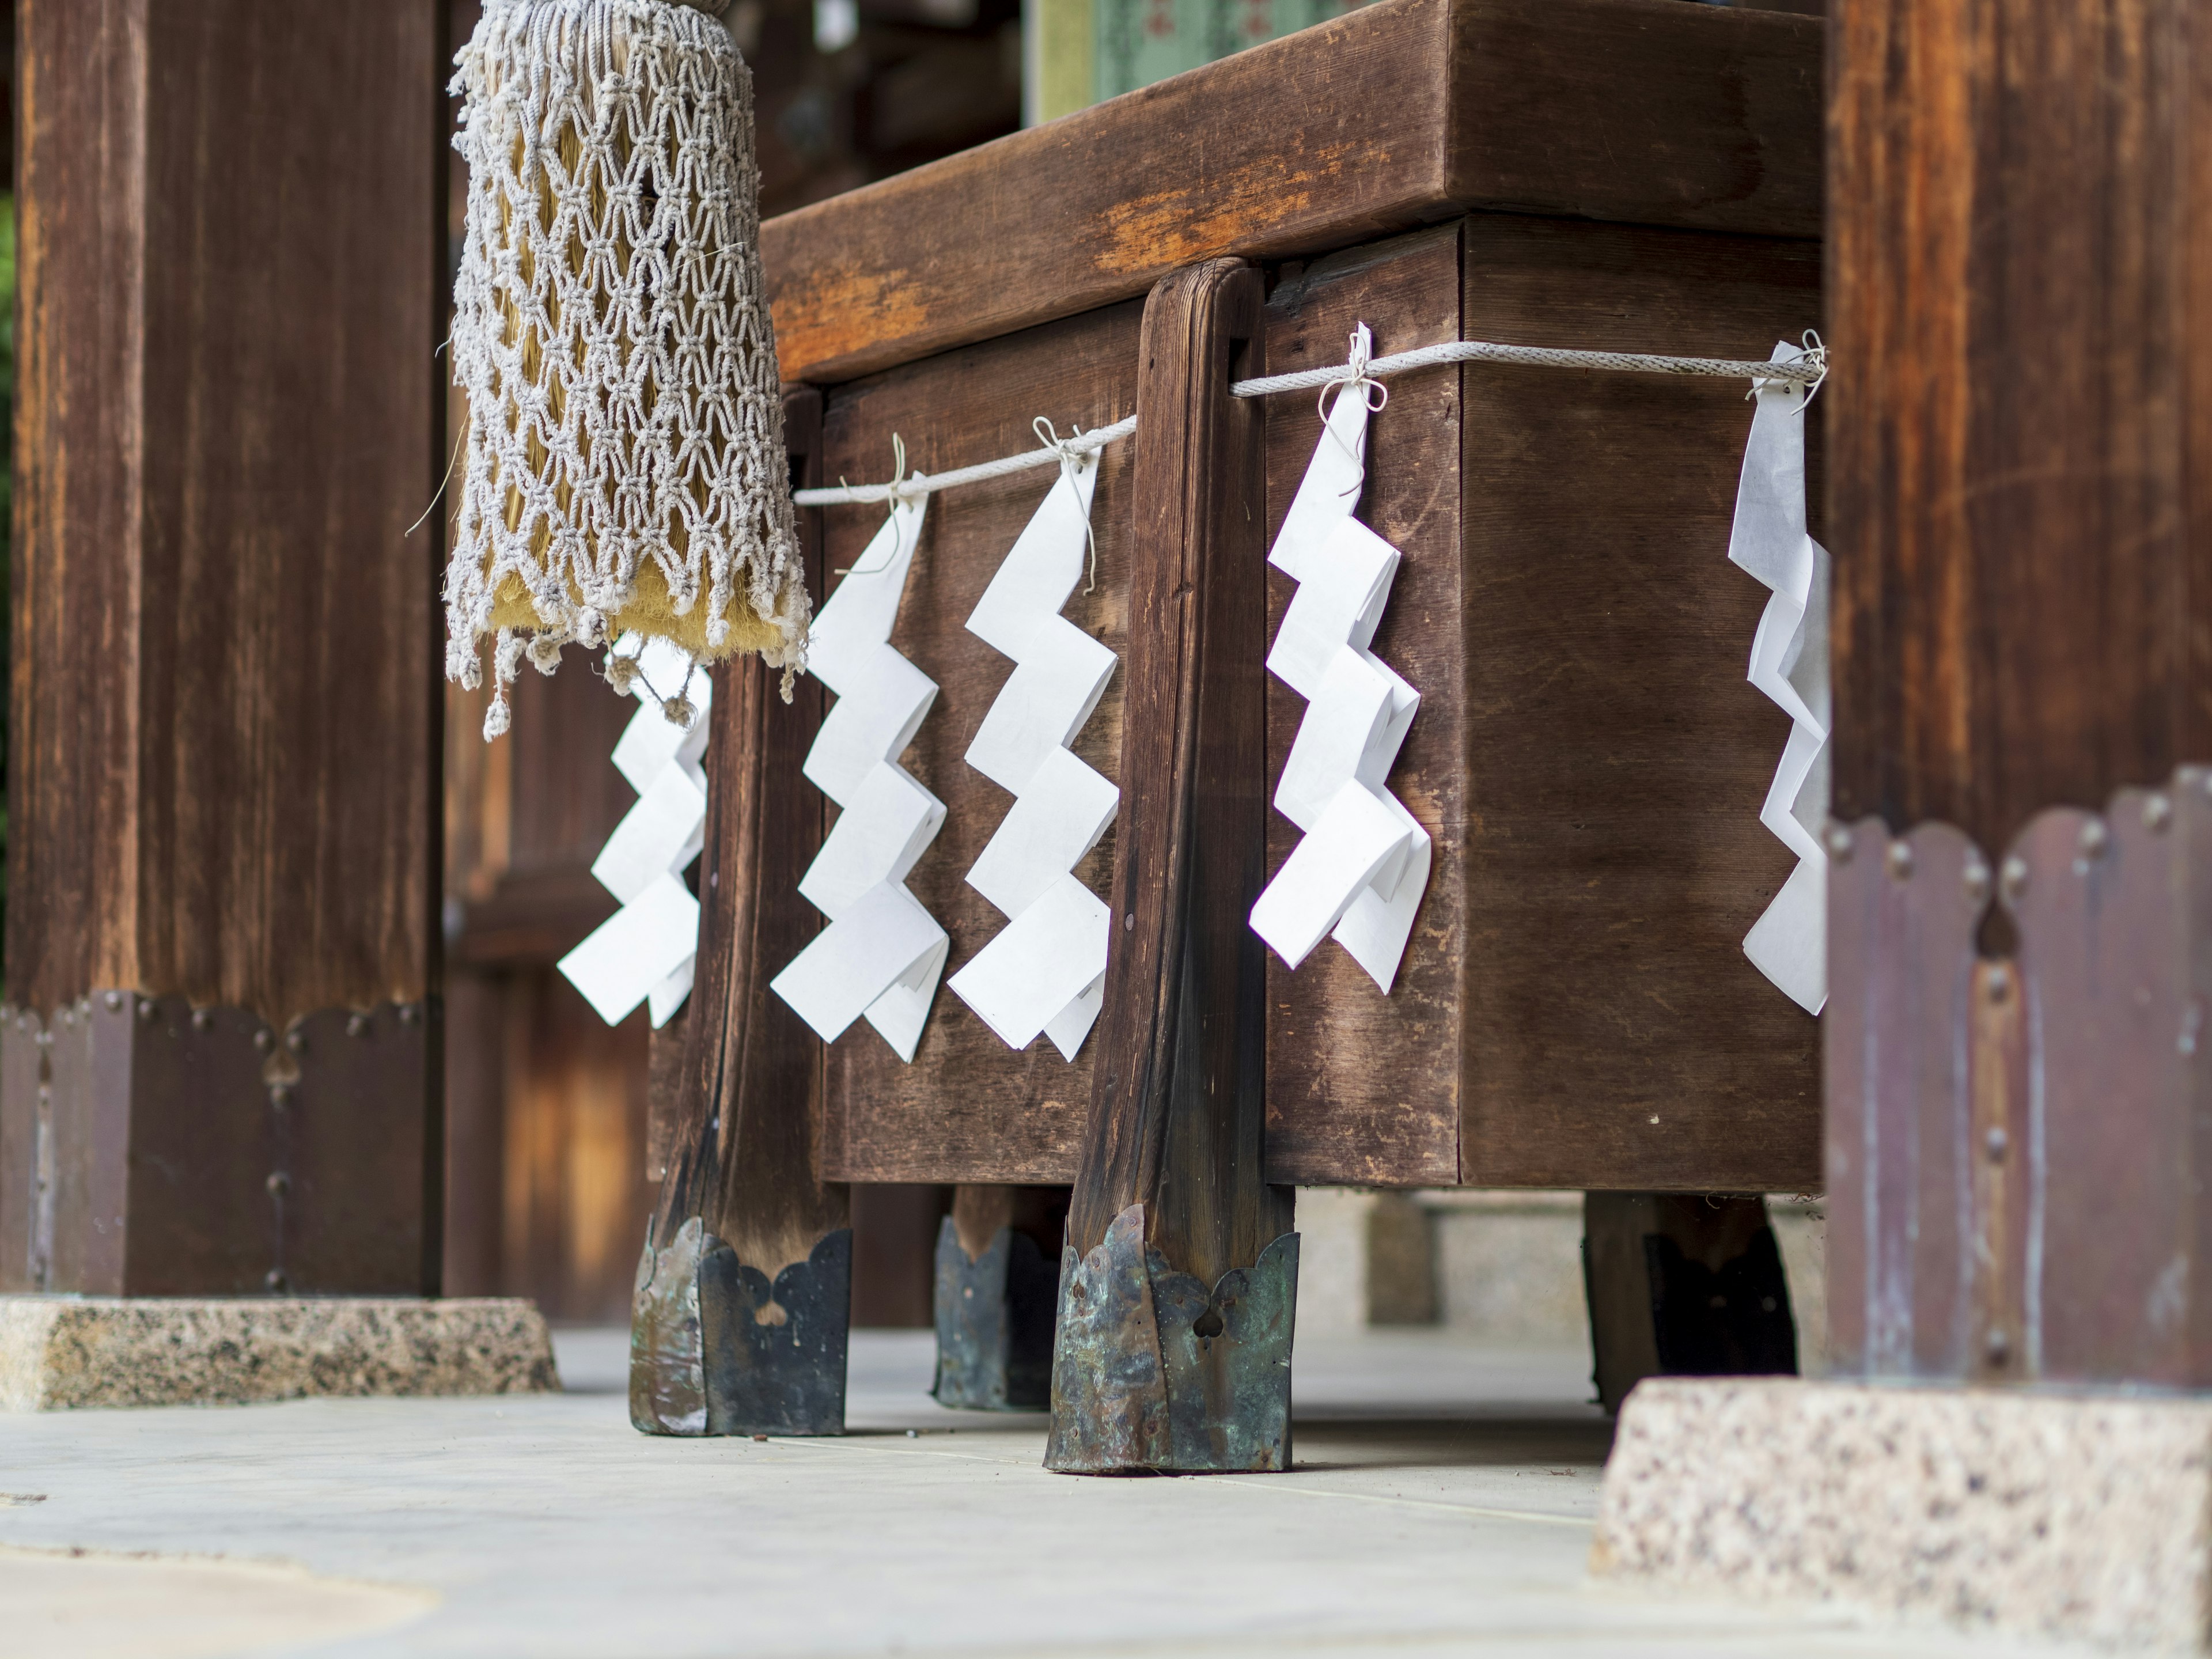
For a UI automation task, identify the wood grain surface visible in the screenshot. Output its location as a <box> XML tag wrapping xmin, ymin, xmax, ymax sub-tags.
<box><xmin>760</xmin><ymin>0</ymin><xmax>1820</xmax><ymax>384</ymax></box>
<box><xmin>1827</xmin><ymin>0</ymin><xmax>2212</xmax><ymax>853</ymax></box>
<box><xmin>10</xmin><ymin>0</ymin><xmax>444</xmax><ymax>1028</ymax></box>
<box><xmin>1260</xmin><ymin>227</ymin><xmax>1466</xmax><ymax>1188</ymax></box>
<box><xmin>812</xmin><ymin>219</ymin><xmax>1825</xmax><ymax>1190</ymax></box>
<box><xmin>816</xmin><ymin>303</ymin><xmax>1143</xmax><ymax>1184</ymax></box>
<box><xmin>445</xmin><ymin>664</ymin><xmax>637</xmax><ymax>968</ymax></box>
<box><xmin>1824</xmin><ymin>0</ymin><xmax>2212</xmax><ymax>1393</ymax></box>
<box><xmin>1453</xmin><ymin>214</ymin><xmax>1821</xmax><ymax>1190</ymax></box>
<box><xmin>657</xmin><ymin>390</ymin><xmax>845</xmax><ymax>1279</ymax></box>
<box><xmin>1067</xmin><ymin>260</ymin><xmax>1289</xmax><ymax>1282</ymax></box>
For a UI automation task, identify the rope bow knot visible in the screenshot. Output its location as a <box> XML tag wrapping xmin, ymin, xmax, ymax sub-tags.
<box><xmin>835</xmin><ymin>433</ymin><xmax>929</xmax><ymax>578</ymax></box>
<box><xmin>1317</xmin><ymin>328</ymin><xmax>1389</xmax><ymax>498</ymax></box>
<box><xmin>1034</xmin><ymin>416</ymin><xmax>1102</xmax><ymax>594</ymax></box>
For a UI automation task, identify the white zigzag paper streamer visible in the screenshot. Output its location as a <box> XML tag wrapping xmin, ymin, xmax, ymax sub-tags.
<box><xmin>1730</xmin><ymin>341</ymin><xmax>1831</xmax><ymax>1016</ymax></box>
<box><xmin>770</xmin><ymin>492</ymin><xmax>950</xmax><ymax>1062</ymax></box>
<box><xmin>1249</xmin><ymin>326</ymin><xmax>1431</xmax><ymax>991</ymax></box>
<box><xmin>559</xmin><ymin>636</ymin><xmax>713</xmax><ymax>1029</ymax></box>
<box><xmin>946</xmin><ymin>454</ymin><xmax>1119</xmax><ymax>1060</ymax></box>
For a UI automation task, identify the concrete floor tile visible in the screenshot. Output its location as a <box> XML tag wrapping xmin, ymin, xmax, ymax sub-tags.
<box><xmin>0</xmin><ymin>1329</ymin><xmax>2092</xmax><ymax>1658</ymax></box>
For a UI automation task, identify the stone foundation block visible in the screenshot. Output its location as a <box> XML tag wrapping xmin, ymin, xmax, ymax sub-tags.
<box><xmin>1593</xmin><ymin>1376</ymin><xmax>2212</xmax><ymax>1654</ymax></box>
<box><xmin>0</xmin><ymin>1296</ymin><xmax>559</xmax><ymax>1410</ymax></box>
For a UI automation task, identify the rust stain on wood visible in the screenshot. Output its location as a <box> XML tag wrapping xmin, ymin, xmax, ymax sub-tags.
<box><xmin>770</xmin><ymin>261</ymin><xmax>932</xmax><ymax>387</ymax></box>
<box><xmin>1092</xmin><ymin>141</ymin><xmax>1389</xmax><ymax>276</ymax></box>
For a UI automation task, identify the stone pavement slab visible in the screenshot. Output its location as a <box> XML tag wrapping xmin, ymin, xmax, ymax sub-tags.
<box><xmin>0</xmin><ymin>1330</ymin><xmax>2096</xmax><ymax>1658</ymax></box>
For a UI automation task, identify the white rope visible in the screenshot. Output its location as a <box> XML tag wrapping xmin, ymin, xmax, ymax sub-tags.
<box><xmin>793</xmin><ymin>415</ymin><xmax>1137</xmax><ymax>506</ymax></box>
<box><xmin>789</xmin><ymin>334</ymin><xmax>1822</xmax><ymax>508</ymax></box>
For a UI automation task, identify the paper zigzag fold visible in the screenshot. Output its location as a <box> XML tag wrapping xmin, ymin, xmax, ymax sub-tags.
<box><xmin>1730</xmin><ymin>340</ymin><xmax>1831</xmax><ymax>1016</ymax></box>
<box><xmin>559</xmin><ymin>637</ymin><xmax>712</xmax><ymax>1029</ymax></box>
<box><xmin>946</xmin><ymin>454</ymin><xmax>1119</xmax><ymax>1060</ymax></box>
<box><xmin>770</xmin><ymin>493</ymin><xmax>950</xmax><ymax>1062</ymax></box>
<box><xmin>1249</xmin><ymin>325</ymin><xmax>1431</xmax><ymax>991</ymax></box>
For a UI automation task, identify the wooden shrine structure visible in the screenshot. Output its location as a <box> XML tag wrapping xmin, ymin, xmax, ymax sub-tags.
<box><xmin>0</xmin><ymin>0</ymin><xmax>1840</xmax><ymax>1467</ymax></box>
<box><xmin>634</xmin><ymin>0</ymin><xmax>1829</xmax><ymax>1464</ymax></box>
<box><xmin>9</xmin><ymin>0</ymin><xmax>2212</xmax><ymax>1624</ymax></box>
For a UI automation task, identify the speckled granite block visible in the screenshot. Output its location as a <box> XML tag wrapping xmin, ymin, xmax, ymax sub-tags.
<box><xmin>1592</xmin><ymin>1377</ymin><xmax>2212</xmax><ymax>1654</ymax></box>
<box><xmin>0</xmin><ymin>1297</ymin><xmax>559</xmax><ymax>1410</ymax></box>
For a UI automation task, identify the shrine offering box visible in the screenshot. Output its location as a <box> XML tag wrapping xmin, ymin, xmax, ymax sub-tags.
<box><xmin>753</xmin><ymin>0</ymin><xmax>1825</xmax><ymax>1195</ymax></box>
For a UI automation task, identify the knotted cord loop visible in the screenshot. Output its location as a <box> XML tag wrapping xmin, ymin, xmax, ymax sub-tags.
<box><xmin>835</xmin><ymin>434</ymin><xmax>928</xmax><ymax>579</ymax></box>
<box><xmin>1317</xmin><ymin>327</ymin><xmax>1390</xmax><ymax>423</ymax></box>
<box><xmin>1795</xmin><ymin>329</ymin><xmax>1829</xmax><ymax>408</ymax></box>
<box><xmin>1315</xmin><ymin>328</ymin><xmax>1388</xmax><ymax>499</ymax></box>
<box><xmin>1035</xmin><ymin>416</ymin><xmax>1103</xmax><ymax>594</ymax></box>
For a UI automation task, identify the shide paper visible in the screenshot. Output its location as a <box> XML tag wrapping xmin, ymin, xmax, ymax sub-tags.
<box><xmin>559</xmin><ymin>636</ymin><xmax>714</xmax><ymax>1028</ymax></box>
<box><xmin>1731</xmin><ymin>342</ymin><xmax>1831</xmax><ymax>1015</ymax></box>
<box><xmin>771</xmin><ymin>493</ymin><xmax>950</xmax><ymax>1062</ymax></box>
<box><xmin>1249</xmin><ymin>326</ymin><xmax>1431</xmax><ymax>991</ymax></box>
<box><xmin>947</xmin><ymin>453</ymin><xmax>1119</xmax><ymax>1060</ymax></box>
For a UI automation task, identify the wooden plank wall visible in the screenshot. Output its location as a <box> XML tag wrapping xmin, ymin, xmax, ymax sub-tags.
<box><xmin>810</xmin><ymin>216</ymin><xmax>1821</xmax><ymax>1191</ymax></box>
<box><xmin>818</xmin><ymin>301</ymin><xmax>1144</xmax><ymax>1184</ymax></box>
<box><xmin>1259</xmin><ymin>226</ymin><xmax>1465</xmax><ymax>1188</ymax></box>
<box><xmin>1263</xmin><ymin>215</ymin><xmax>1823</xmax><ymax>1191</ymax></box>
<box><xmin>443</xmin><ymin>665</ymin><xmax>652</xmax><ymax>1321</ymax></box>
<box><xmin>1453</xmin><ymin>214</ymin><xmax>1822</xmax><ymax>1190</ymax></box>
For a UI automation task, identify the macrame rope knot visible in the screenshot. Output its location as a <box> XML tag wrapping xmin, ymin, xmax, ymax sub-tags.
<box><xmin>444</xmin><ymin>0</ymin><xmax>809</xmax><ymax>739</ymax></box>
<box><xmin>661</xmin><ymin>664</ymin><xmax>700</xmax><ymax>728</ymax></box>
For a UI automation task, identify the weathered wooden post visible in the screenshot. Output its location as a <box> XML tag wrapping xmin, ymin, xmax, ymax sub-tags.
<box><xmin>631</xmin><ymin>391</ymin><xmax>852</xmax><ymax>1436</ymax></box>
<box><xmin>1594</xmin><ymin>0</ymin><xmax>2212</xmax><ymax>1645</ymax></box>
<box><xmin>1046</xmin><ymin>259</ymin><xmax>1296</xmax><ymax>1474</ymax></box>
<box><xmin>0</xmin><ymin>1</ymin><xmax>552</xmax><ymax>1404</ymax></box>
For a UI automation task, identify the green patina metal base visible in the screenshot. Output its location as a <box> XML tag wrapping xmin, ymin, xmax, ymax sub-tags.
<box><xmin>933</xmin><ymin>1217</ymin><xmax>1058</xmax><ymax>1411</ymax></box>
<box><xmin>1044</xmin><ymin>1204</ymin><xmax>1298</xmax><ymax>1474</ymax></box>
<box><xmin>630</xmin><ymin>1218</ymin><xmax>851</xmax><ymax>1437</ymax></box>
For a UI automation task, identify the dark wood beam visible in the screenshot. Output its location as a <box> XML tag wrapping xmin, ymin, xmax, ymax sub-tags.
<box><xmin>1825</xmin><ymin>0</ymin><xmax>2212</xmax><ymax>1389</ymax></box>
<box><xmin>762</xmin><ymin>0</ymin><xmax>1821</xmax><ymax>382</ymax></box>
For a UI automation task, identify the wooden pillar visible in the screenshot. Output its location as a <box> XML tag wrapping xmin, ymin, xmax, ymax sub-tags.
<box><xmin>630</xmin><ymin>388</ymin><xmax>850</xmax><ymax>1436</ymax></box>
<box><xmin>1581</xmin><ymin>1194</ymin><xmax>1797</xmax><ymax>1412</ymax></box>
<box><xmin>1829</xmin><ymin>0</ymin><xmax>2211</xmax><ymax>846</ymax></box>
<box><xmin>0</xmin><ymin>1</ymin><xmax>445</xmax><ymax>1296</ymax></box>
<box><xmin>1046</xmin><ymin>259</ymin><xmax>1297</xmax><ymax>1475</ymax></box>
<box><xmin>1825</xmin><ymin>0</ymin><xmax>2212</xmax><ymax>1385</ymax></box>
<box><xmin>933</xmin><ymin>1183</ymin><xmax>1066</xmax><ymax>1410</ymax></box>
